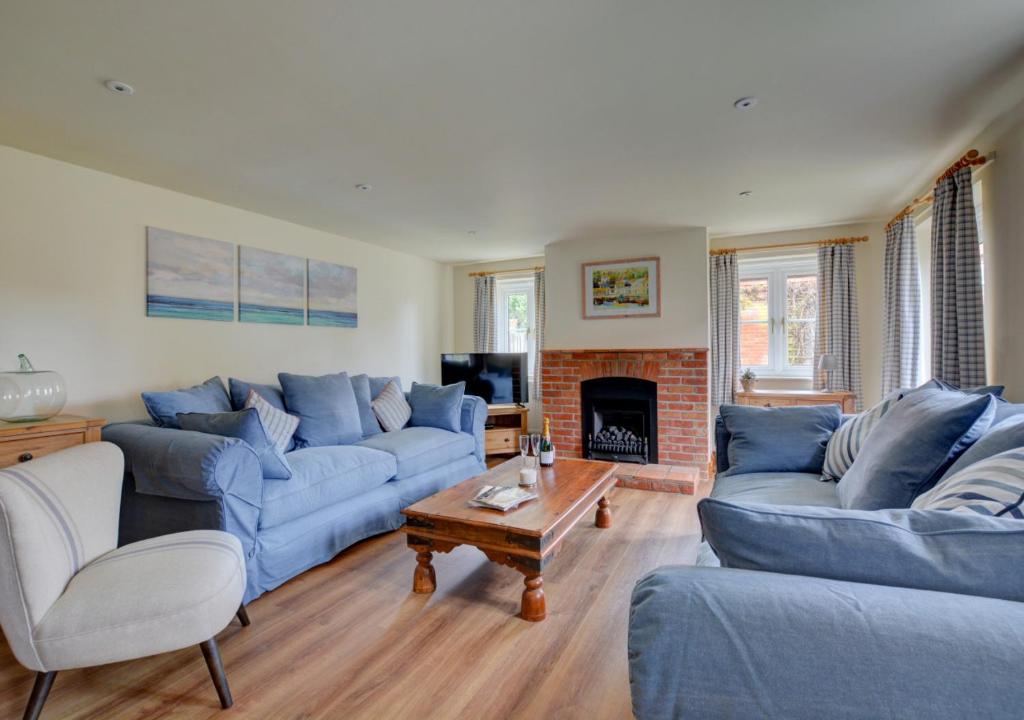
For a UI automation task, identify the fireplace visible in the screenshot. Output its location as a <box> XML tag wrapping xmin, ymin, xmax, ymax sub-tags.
<box><xmin>582</xmin><ymin>377</ymin><xmax>657</xmax><ymax>464</ymax></box>
<box><xmin>541</xmin><ymin>348</ymin><xmax>708</xmax><ymax>474</ymax></box>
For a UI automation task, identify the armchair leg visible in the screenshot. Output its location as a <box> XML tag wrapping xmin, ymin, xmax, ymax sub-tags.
<box><xmin>199</xmin><ymin>638</ymin><xmax>233</xmax><ymax>709</ymax></box>
<box><xmin>23</xmin><ymin>671</ymin><xmax>57</xmax><ymax>720</ymax></box>
<box><xmin>236</xmin><ymin>604</ymin><xmax>251</xmax><ymax>627</ymax></box>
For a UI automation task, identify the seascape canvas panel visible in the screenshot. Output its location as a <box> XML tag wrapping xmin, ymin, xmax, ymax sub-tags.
<box><xmin>582</xmin><ymin>257</ymin><xmax>660</xmax><ymax>319</ymax></box>
<box><xmin>239</xmin><ymin>246</ymin><xmax>305</xmax><ymax>325</ymax></box>
<box><xmin>307</xmin><ymin>259</ymin><xmax>357</xmax><ymax>327</ymax></box>
<box><xmin>146</xmin><ymin>227</ymin><xmax>235</xmax><ymax>321</ymax></box>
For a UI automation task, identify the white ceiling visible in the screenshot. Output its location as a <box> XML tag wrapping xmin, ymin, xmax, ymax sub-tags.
<box><xmin>2</xmin><ymin>1</ymin><xmax>1024</xmax><ymax>263</ymax></box>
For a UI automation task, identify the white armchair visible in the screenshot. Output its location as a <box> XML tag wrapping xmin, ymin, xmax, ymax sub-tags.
<box><xmin>0</xmin><ymin>442</ymin><xmax>248</xmax><ymax>719</ymax></box>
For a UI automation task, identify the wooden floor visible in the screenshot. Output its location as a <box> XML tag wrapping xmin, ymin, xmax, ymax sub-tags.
<box><xmin>0</xmin><ymin>487</ymin><xmax>703</xmax><ymax>720</ymax></box>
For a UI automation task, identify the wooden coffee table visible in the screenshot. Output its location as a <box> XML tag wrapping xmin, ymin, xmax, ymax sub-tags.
<box><xmin>401</xmin><ymin>456</ymin><xmax>618</xmax><ymax>621</ymax></box>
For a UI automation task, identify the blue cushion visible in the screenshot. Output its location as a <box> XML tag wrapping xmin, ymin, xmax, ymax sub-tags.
<box><xmin>228</xmin><ymin>378</ymin><xmax>295</xmax><ymax>451</ymax></box>
<box><xmin>698</xmin><ymin>498</ymin><xmax>1024</xmax><ymax>603</ymax></box>
<box><xmin>278</xmin><ymin>371</ymin><xmax>362</xmax><ymax>447</ymax></box>
<box><xmin>995</xmin><ymin>403</ymin><xmax>1024</xmax><ymax>425</ymax></box>
<box><xmin>718</xmin><ymin>404</ymin><xmax>842</xmax><ymax>477</ymax></box>
<box><xmin>357</xmin><ymin>426</ymin><xmax>475</xmax><ymax>479</ymax></box>
<box><xmin>408</xmin><ymin>382</ymin><xmax>466</xmax><ymax>433</ymax></box>
<box><xmin>940</xmin><ymin>415</ymin><xmax>1024</xmax><ymax>482</ymax></box>
<box><xmin>711</xmin><ymin>472</ymin><xmax>840</xmax><ymax>508</ymax></box>
<box><xmin>350</xmin><ymin>374</ymin><xmax>383</xmax><ymax>438</ymax></box>
<box><xmin>261</xmin><ymin>445</ymin><xmax>397</xmax><ymax>529</ymax></box>
<box><xmin>177</xmin><ymin>408</ymin><xmax>291</xmax><ymax>480</ymax></box>
<box><xmin>388</xmin><ymin>453</ymin><xmax>482</xmax><ymax>507</ymax></box>
<box><xmin>141</xmin><ymin>376</ymin><xmax>231</xmax><ymax>429</ymax></box>
<box><xmin>923</xmin><ymin>378</ymin><xmax>1006</xmax><ymax>399</ymax></box>
<box><xmin>837</xmin><ymin>389</ymin><xmax>996</xmax><ymax>510</ymax></box>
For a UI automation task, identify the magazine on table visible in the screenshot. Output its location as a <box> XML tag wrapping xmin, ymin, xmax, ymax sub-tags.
<box><xmin>469</xmin><ymin>485</ymin><xmax>538</xmax><ymax>512</ymax></box>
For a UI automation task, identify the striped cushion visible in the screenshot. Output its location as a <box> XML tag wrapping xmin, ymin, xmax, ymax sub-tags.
<box><xmin>913</xmin><ymin>449</ymin><xmax>1024</xmax><ymax>518</ymax></box>
<box><xmin>822</xmin><ymin>393</ymin><xmax>899</xmax><ymax>481</ymax></box>
<box><xmin>244</xmin><ymin>389</ymin><xmax>299</xmax><ymax>454</ymax></box>
<box><xmin>372</xmin><ymin>379</ymin><xmax>411</xmax><ymax>432</ymax></box>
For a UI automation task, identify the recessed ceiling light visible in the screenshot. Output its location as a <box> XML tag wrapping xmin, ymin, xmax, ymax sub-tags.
<box><xmin>738</xmin><ymin>190</ymin><xmax>753</xmax><ymax>198</ymax></box>
<box><xmin>354</xmin><ymin>183</ymin><xmax>372</xmax><ymax>191</ymax></box>
<box><xmin>733</xmin><ymin>97</ymin><xmax>758</xmax><ymax>110</ymax></box>
<box><xmin>104</xmin><ymin>79</ymin><xmax>135</xmax><ymax>96</ymax></box>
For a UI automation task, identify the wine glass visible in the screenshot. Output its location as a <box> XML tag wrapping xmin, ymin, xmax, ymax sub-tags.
<box><xmin>530</xmin><ymin>433</ymin><xmax>541</xmax><ymax>468</ymax></box>
<box><xmin>519</xmin><ymin>435</ymin><xmax>531</xmax><ymax>466</ymax></box>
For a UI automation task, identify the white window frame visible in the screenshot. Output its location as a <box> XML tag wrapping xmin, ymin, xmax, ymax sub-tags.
<box><xmin>495</xmin><ymin>276</ymin><xmax>536</xmax><ymax>377</ymax></box>
<box><xmin>739</xmin><ymin>255</ymin><xmax>817</xmax><ymax>379</ymax></box>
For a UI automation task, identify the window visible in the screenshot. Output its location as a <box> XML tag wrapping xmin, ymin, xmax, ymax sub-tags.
<box><xmin>495</xmin><ymin>276</ymin><xmax>536</xmax><ymax>375</ymax></box>
<box><xmin>739</xmin><ymin>256</ymin><xmax>818</xmax><ymax>377</ymax></box>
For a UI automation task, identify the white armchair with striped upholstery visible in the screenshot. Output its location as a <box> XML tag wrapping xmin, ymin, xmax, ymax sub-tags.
<box><xmin>0</xmin><ymin>442</ymin><xmax>248</xmax><ymax>719</ymax></box>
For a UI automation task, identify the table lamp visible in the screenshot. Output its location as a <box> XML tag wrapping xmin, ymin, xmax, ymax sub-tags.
<box><xmin>817</xmin><ymin>353</ymin><xmax>837</xmax><ymax>390</ymax></box>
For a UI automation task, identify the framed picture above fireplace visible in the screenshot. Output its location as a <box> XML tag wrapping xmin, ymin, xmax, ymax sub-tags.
<box><xmin>581</xmin><ymin>256</ymin><xmax>660</xmax><ymax>319</ymax></box>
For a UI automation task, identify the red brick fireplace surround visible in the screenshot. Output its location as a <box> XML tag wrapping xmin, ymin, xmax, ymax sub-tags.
<box><xmin>540</xmin><ymin>348</ymin><xmax>709</xmax><ymax>472</ymax></box>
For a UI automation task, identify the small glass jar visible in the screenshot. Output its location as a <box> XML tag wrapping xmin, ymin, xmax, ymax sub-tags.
<box><xmin>0</xmin><ymin>355</ymin><xmax>67</xmax><ymax>422</ymax></box>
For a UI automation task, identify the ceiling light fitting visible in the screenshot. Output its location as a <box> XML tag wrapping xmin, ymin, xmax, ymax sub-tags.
<box><xmin>733</xmin><ymin>97</ymin><xmax>758</xmax><ymax>110</ymax></box>
<box><xmin>104</xmin><ymin>80</ymin><xmax>135</xmax><ymax>96</ymax></box>
<box><xmin>738</xmin><ymin>191</ymin><xmax>753</xmax><ymax>198</ymax></box>
<box><xmin>354</xmin><ymin>183</ymin><xmax>372</xmax><ymax>191</ymax></box>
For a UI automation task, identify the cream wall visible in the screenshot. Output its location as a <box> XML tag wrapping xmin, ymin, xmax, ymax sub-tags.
<box><xmin>450</xmin><ymin>256</ymin><xmax>545</xmax><ymax>430</ymax></box>
<box><xmin>0</xmin><ymin>145</ymin><xmax>453</xmax><ymax>421</ymax></box>
<box><xmin>709</xmin><ymin>222</ymin><xmax>886</xmax><ymax>407</ymax></box>
<box><xmin>985</xmin><ymin>114</ymin><xmax>1024</xmax><ymax>400</ymax></box>
<box><xmin>543</xmin><ymin>228</ymin><xmax>710</xmax><ymax>350</ymax></box>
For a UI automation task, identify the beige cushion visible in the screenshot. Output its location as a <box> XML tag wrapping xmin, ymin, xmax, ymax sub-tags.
<box><xmin>32</xmin><ymin>530</ymin><xmax>245</xmax><ymax>670</ymax></box>
<box><xmin>372</xmin><ymin>379</ymin><xmax>412</xmax><ymax>432</ymax></box>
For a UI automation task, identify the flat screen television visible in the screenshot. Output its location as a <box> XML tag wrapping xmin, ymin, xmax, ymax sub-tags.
<box><xmin>441</xmin><ymin>352</ymin><xmax>529</xmax><ymax>405</ymax></box>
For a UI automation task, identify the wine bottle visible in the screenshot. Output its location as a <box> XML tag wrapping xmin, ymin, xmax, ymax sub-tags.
<box><xmin>540</xmin><ymin>417</ymin><xmax>555</xmax><ymax>466</ymax></box>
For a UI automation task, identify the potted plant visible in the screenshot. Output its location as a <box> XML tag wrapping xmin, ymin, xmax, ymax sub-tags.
<box><xmin>740</xmin><ymin>368</ymin><xmax>757</xmax><ymax>393</ymax></box>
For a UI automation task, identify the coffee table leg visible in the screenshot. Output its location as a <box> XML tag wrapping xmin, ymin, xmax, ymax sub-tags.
<box><xmin>413</xmin><ymin>550</ymin><xmax>437</xmax><ymax>593</ymax></box>
<box><xmin>596</xmin><ymin>496</ymin><xmax>612</xmax><ymax>529</ymax></box>
<box><xmin>521</xmin><ymin>573</ymin><xmax>546</xmax><ymax>622</ymax></box>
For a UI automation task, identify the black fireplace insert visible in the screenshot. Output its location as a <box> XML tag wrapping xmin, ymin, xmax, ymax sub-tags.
<box><xmin>581</xmin><ymin>376</ymin><xmax>657</xmax><ymax>464</ymax></box>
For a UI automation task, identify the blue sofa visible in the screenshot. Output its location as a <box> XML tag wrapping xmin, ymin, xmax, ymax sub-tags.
<box><xmin>629</xmin><ymin>404</ymin><xmax>1024</xmax><ymax>720</ymax></box>
<box><xmin>104</xmin><ymin>394</ymin><xmax>487</xmax><ymax>602</ymax></box>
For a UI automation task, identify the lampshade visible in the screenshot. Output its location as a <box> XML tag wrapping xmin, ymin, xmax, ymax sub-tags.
<box><xmin>817</xmin><ymin>353</ymin><xmax>838</xmax><ymax>371</ymax></box>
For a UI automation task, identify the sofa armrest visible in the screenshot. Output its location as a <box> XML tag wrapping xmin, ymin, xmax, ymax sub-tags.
<box><xmin>460</xmin><ymin>395</ymin><xmax>488</xmax><ymax>464</ymax></box>
<box><xmin>629</xmin><ymin>566</ymin><xmax>1024</xmax><ymax>720</ymax></box>
<box><xmin>104</xmin><ymin>422</ymin><xmax>263</xmax><ymax>557</ymax></box>
<box><xmin>103</xmin><ymin>422</ymin><xmax>263</xmax><ymax>505</ymax></box>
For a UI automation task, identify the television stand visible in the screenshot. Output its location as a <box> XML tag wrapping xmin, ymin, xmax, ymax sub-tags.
<box><xmin>484</xmin><ymin>404</ymin><xmax>529</xmax><ymax>461</ymax></box>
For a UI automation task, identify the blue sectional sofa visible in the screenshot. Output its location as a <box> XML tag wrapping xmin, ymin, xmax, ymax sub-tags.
<box><xmin>629</xmin><ymin>392</ymin><xmax>1024</xmax><ymax>720</ymax></box>
<box><xmin>104</xmin><ymin>382</ymin><xmax>487</xmax><ymax>602</ymax></box>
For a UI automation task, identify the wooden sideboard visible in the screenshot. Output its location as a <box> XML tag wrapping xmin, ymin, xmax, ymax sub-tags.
<box><xmin>736</xmin><ymin>389</ymin><xmax>856</xmax><ymax>413</ymax></box>
<box><xmin>0</xmin><ymin>415</ymin><xmax>105</xmax><ymax>469</ymax></box>
<box><xmin>484</xmin><ymin>404</ymin><xmax>529</xmax><ymax>460</ymax></box>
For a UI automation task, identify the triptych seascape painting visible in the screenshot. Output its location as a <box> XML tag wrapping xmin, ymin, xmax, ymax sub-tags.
<box><xmin>145</xmin><ymin>227</ymin><xmax>357</xmax><ymax>327</ymax></box>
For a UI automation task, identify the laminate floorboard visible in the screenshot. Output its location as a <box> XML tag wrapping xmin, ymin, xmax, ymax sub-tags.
<box><xmin>0</xmin><ymin>487</ymin><xmax>705</xmax><ymax>720</ymax></box>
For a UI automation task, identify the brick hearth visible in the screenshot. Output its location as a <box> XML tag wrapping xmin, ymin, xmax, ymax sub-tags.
<box><xmin>540</xmin><ymin>348</ymin><xmax>709</xmax><ymax>473</ymax></box>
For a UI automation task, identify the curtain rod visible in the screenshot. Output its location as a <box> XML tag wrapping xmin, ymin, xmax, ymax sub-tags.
<box><xmin>709</xmin><ymin>235</ymin><xmax>868</xmax><ymax>257</ymax></box>
<box><xmin>468</xmin><ymin>265</ymin><xmax>544</xmax><ymax>277</ymax></box>
<box><xmin>885</xmin><ymin>149</ymin><xmax>994</xmax><ymax>230</ymax></box>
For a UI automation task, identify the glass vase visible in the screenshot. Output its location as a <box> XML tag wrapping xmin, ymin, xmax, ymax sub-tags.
<box><xmin>0</xmin><ymin>355</ymin><xmax>67</xmax><ymax>422</ymax></box>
